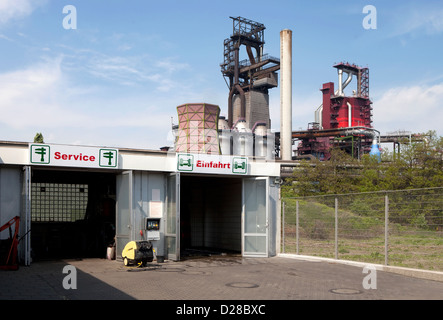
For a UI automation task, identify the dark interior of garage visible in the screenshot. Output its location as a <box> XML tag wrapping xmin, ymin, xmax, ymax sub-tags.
<box><xmin>180</xmin><ymin>175</ymin><xmax>242</xmax><ymax>258</ymax></box>
<box><xmin>30</xmin><ymin>169</ymin><xmax>116</xmax><ymax>261</ymax></box>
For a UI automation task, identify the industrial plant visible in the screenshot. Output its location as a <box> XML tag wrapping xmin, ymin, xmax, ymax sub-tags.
<box><xmin>172</xmin><ymin>17</ymin><xmax>280</xmax><ymax>160</ymax></box>
<box><xmin>0</xmin><ymin>15</ymin><xmax>426</xmax><ymax>269</ymax></box>
<box><xmin>171</xmin><ymin>17</ymin><xmax>384</xmax><ymax>165</ymax></box>
<box><xmin>171</xmin><ymin>16</ymin><xmax>428</xmax><ymax>167</ymax></box>
<box><xmin>292</xmin><ymin>62</ymin><xmax>377</xmax><ymax>161</ymax></box>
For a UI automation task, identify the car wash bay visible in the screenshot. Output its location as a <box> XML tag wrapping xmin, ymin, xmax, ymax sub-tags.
<box><xmin>30</xmin><ymin>168</ymin><xmax>117</xmax><ymax>260</ymax></box>
<box><xmin>165</xmin><ymin>174</ymin><xmax>275</xmax><ymax>261</ymax></box>
<box><xmin>27</xmin><ymin>170</ymin><xmax>274</xmax><ymax>262</ymax></box>
<box><xmin>180</xmin><ymin>175</ymin><xmax>243</xmax><ymax>257</ymax></box>
<box><xmin>0</xmin><ymin>142</ymin><xmax>280</xmax><ymax>265</ymax></box>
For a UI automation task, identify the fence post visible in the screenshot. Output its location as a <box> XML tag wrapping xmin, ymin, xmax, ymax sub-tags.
<box><xmin>282</xmin><ymin>201</ymin><xmax>285</xmax><ymax>253</ymax></box>
<box><xmin>335</xmin><ymin>197</ymin><xmax>338</xmax><ymax>260</ymax></box>
<box><xmin>385</xmin><ymin>194</ymin><xmax>389</xmax><ymax>266</ymax></box>
<box><xmin>296</xmin><ymin>200</ymin><xmax>299</xmax><ymax>255</ymax></box>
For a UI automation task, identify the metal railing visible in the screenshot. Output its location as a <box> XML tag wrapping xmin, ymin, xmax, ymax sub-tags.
<box><xmin>238</xmin><ymin>54</ymin><xmax>280</xmax><ymax>69</ymax></box>
<box><xmin>221</xmin><ymin>54</ymin><xmax>280</xmax><ymax>72</ymax></box>
<box><xmin>282</xmin><ymin>187</ymin><xmax>443</xmax><ymax>271</ymax></box>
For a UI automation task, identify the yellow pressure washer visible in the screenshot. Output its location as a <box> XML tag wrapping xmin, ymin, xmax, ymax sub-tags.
<box><xmin>122</xmin><ymin>241</ymin><xmax>154</xmax><ymax>267</ymax></box>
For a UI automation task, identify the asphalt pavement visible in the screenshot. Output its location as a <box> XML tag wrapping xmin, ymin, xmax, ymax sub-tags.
<box><xmin>1</xmin><ymin>254</ymin><xmax>442</xmax><ymax>317</ymax></box>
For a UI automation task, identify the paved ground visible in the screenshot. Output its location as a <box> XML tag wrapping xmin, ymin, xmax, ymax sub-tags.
<box><xmin>1</xmin><ymin>254</ymin><xmax>442</xmax><ymax>303</ymax></box>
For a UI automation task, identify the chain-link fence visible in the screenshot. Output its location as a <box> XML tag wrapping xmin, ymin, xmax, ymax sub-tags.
<box><xmin>282</xmin><ymin>187</ymin><xmax>443</xmax><ymax>272</ymax></box>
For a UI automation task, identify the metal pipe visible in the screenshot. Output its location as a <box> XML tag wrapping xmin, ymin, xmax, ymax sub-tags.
<box><xmin>337</xmin><ymin>69</ymin><xmax>352</xmax><ymax>97</ymax></box>
<box><xmin>385</xmin><ymin>195</ymin><xmax>389</xmax><ymax>266</ymax></box>
<box><xmin>347</xmin><ymin>102</ymin><xmax>352</xmax><ymax>127</ymax></box>
<box><xmin>340</xmin><ymin>126</ymin><xmax>380</xmax><ymax>139</ymax></box>
<box><xmin>342</xmin><ymin>71</ymin><xmax>353</xmax><ymax>91</ymax></box>
<box><xmin>315</xmin><ymin>104</ymin><xmax>323</xmax><ymax>128</ymax></box>
<box><xmin>335</xmin><ymin>197</ymin><xmax>338</xmax><ymax>259</ymax></box>
<box><xmin>228</xmin><ymin>88</ymin><xmax>234</xmax><ymax>128</ymax></box>
<box><xmin>338</xmin><ymin>69</ymin><xmax>343</xmax><ymax>95</ymax></box>
<box><xmin>236</xmin><ymin>84</ymin><xmax>246</xmax><ymax>121</ymax></box>
<box><xmin>280</xmin><ymin>29</ymin><xmax>293</xmax><ymax>161</ymax></box>
<box><xmin>282</xmin><ymin>201</ymin><xmax>285</xmax><ymax>254</ymax></box>
<box><xmin>296</xmin><ymin>200</ymin><xmax>299</xmax><ymax>255</ymax></box>
<box><xmin>228</xmin><ymin>84</ymin><xmax>246</xmax><ymax>128</ymax></box>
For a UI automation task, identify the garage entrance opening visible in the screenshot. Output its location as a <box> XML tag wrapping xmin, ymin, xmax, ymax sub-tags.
<box><xmin>180</xmin><ymin>175</ymin><xmax>242</xmax><ymax>259</ymax></box>
<box><xmin>30</xmin><ymin>169</ymin><xmax>116</xmax><ymax>261</ymax></box>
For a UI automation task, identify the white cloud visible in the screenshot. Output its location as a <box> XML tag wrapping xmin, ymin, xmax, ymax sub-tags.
<box><xmin>0</xmin><ymin>57</ymin><xmax>186</xmax><ymax>148</ymax></box>
<box><xmin>388</xmin><ymin>5</ymin><xmax>443</xmax><ymax>38</ymax></box>
<box><xmin>0</xmin><ymin>33</ymin><xmax>11</xmax><ymax>41</ymax></box>
<box><xmin>373</xmin><ymin>83</ymin><xmax>443</xmax><ymax>136</ymax></box>
<box><xmin>156</xmin><ymin>57</ymin><xmax>190</xmax><ymax>74</ymax></box>
<box><xmin>59</xmin><ymin>45</ymin><xmax>192</xmax><ymax>93</ymax></box>
<box><xmin>0</xmin><ymin>0</ymin><xmax>46</xmax><ymax>25</ymax></box>
<box><xmin>0</xmin><ymin>58</ymin><xmax>94</xmax><ymax>129</ymax></box>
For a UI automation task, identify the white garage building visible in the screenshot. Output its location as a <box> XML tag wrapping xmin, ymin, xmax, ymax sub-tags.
<box><xmin>0</xmin><ymin>140</ymin><xmax>281</xmax><ymax>265</ymax></box>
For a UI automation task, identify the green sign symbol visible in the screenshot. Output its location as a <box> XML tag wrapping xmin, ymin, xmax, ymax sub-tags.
<box><xmin>99</xmin><ymin>149</ymin><xmax>117</xmax><ymax>167</ymax></box>
<box><xmin>177</xmin><ymin>154</ymin><xmax>193</xmax><ymax>171</ymax></box>
<box><xmin>35</xmin><ymin>147</ymin><xmax>47</xmax><ymax>162</ymax></box>
<box><xmin>234</xmin><ymin>161</ymin><xmax>246</xmax><ymax>170</ymax></box>
<box><xmin>103</xmin><ymin>151</ymin><xmax>114</xmax><ymax>166</ymax></box>
<box><xmin>30</xmin><ymin>145</ymin><xmax>50</xmax><ymax>164</ymax></box>
<box><xmin>232</xmin><ymin>157</ymin><xmax>247</xmax><ymax>174</ymax></box>
<box><xmin>179</xmin><ymin>158</ymin><xmax>192</xmax><ymax>167</ymax></box>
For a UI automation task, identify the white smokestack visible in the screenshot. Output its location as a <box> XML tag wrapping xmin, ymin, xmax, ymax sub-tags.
<box><xmin>280</xmin><ymin>29</ymin><xmax>293</xmax><ymax>161</ymax></box>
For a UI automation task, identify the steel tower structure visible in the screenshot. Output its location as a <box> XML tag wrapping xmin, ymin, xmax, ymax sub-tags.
<box><xmin>220</xmin><ymin>16</ymin><xmax>280</xmax><ymax>130</ymax></box>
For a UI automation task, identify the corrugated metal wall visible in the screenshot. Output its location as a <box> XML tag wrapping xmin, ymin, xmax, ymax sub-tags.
<box><xmin>131</xmin><ymin>171</ymin><xmax>166</xmax><ymax>256</ymax></box>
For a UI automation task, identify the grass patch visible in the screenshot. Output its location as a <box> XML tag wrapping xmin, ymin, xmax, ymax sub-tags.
<box><xmin>282</xmin><ymin>198</ymin><xmax>443</xmax><ymax>271</ymax></box>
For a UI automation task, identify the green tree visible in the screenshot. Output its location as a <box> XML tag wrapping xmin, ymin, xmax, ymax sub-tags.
<box><xmin>380</xmin><ymin>131</ymin><xmax>443</xmax><ymax>190</ymax></box>
<box><xmin>34</xmin><ymin>132</ymin><xmax>44</xmax><ymax>143</ymax></box>
<box><xmin>286</xmin><ymin>148</ymin><xmax>360</xmax><ymax>196</ymax></box>
<box><xmin>284</xmin><ymin>131</ymin><xmax>443</xmax><ymax>197</ymax></box>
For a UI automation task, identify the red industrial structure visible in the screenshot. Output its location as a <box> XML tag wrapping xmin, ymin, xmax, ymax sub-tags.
<box><xmin>320</xmin><ymin>63</ymin><xmax>371</xmax><ymax>130</ymax></box>
<box><xmin>293</xmin><ymin>62</ymin><xmax>377</xmax><ymax>160</ymax></box>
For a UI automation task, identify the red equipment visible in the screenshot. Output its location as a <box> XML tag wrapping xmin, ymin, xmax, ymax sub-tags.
<box><xmin>0</xmin><ymin>216</ymin><xmax>20</xmax><ymax>270</ymax></box>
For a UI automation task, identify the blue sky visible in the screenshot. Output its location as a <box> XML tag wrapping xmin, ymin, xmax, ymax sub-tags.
<box><xmin>0</xmin><ymin>0</ymin><xmax>442</xmax><ymax>150</ymax></box>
